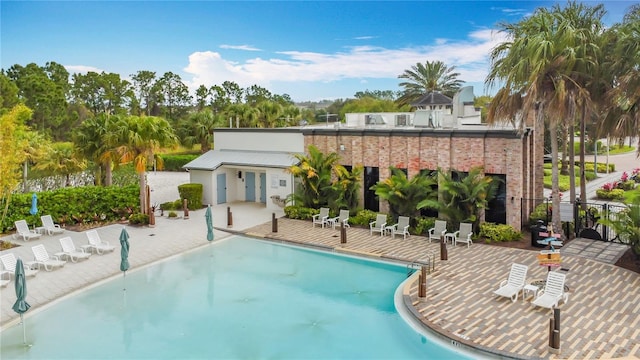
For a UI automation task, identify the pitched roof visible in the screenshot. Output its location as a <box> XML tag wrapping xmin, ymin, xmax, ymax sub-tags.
<box><xmin>183</xmin><ymin>149</ymin><xmax>300</xmax><ymax>171</ymax></box>
<box><xmin>411</xmin><ymin>92</ymin><xmax>453</xmax><ymax>107</ymax></box>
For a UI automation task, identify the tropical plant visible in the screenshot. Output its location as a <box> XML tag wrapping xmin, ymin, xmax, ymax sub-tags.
<box><xmin>33</xmin><ymin>142</ymin><xmax>87</xmax><ymax>187</ymax></box>
<box><xmin>370</xmin><ymin>167</ymin><xmax>437</xmax><ymax>220</ymax></box>
<box><xmin>418</xmin><ymin>167</ymin><xmax>497</xmax><ymax>230</ymax></box>
<box><xmin>176</xmin><ymin>109</ymin><xmax>223</xmax><ymax>152</ymax></box>
<box><xmin>599</xmin><ymin>194</ymin><xmax>640</xmax><ymax>257</ymax></box>
<box><xmin>396</xmin><ymin>60</ymin><xmax>463</xmax><ymax>106</ymax></box>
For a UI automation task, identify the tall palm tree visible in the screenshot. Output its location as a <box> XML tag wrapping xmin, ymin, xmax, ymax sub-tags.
<box><xmin>485</xmin><ymin>1</ymin><xmax>606</xmax><ymax>230</ymax></box>
<box><xmin>118</xmin><ymin>115</ymin><xmax>178</xmax><ymax>214</ymax></box>
<box><xmin>34</xmin><ymin>142</ymin><xmax>87</xmax><ymax>187</ymax></box>
<box><xmin>177</xmin><ymin>109</ymin><xmax>222</xmax><ymax>153</ymax></box>
<box><xmin>396</xmin><ymin>60</ymin><xmax>463</xmax><ymax>106</ymax></box>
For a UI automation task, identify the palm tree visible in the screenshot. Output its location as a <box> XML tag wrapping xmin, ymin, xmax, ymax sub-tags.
<box><xmin>34</xmin><ymin>142</ymin><xmax>87</xmax><ymax>187</ymax></box>
<box><xmin>485</xmin><ymin>1</ymin><xmax>606</xmax><ymax>230</ymax></box>
<box><xmin>371</xmin><ymin>167</ymin><xmax>437</xmax><ymax>220</ymax></box>
<box><xmin>118</xmin><ymin>115</ymin><xmax>178</xmax><ymax>214</ymax></box>
<box><xmin>73</xmin><ymin>114</ymin><xmax>125</xmax><ymax>186</ymax></box>
<box><xmin>177</xmin><ymin>109</ymin><xmax>223</xmax><ymax>153</ymax></box>
<box><xmin>396</xmin><ymin>60</ymin><xmax>463</xmax><ymax>106</ymax></box>
<box><xmin>287</xmin><ymin>145</ymin><xmax>341</xmax><ymax>209</ymax></box>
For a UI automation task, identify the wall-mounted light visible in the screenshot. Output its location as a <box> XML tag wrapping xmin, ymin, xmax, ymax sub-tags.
<box><xmin>238</xmin><ymin>171</ymin><xmax>242</xmax><ymax>179</ymax></box>
<box><xmin>339</xmin><ymin>144</ymin><xmax>345</xmax><ymax>151</ymax></box>
<box><xmin>511</xmin><ymin>196</ymin><xmax>515</xmax><ymax>203</ymax></box>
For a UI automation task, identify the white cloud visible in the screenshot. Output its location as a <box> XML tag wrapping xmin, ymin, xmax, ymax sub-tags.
<box><xmin>353</xmin><ymin>36</ymin><xmax>376</xmax><ymax>40</ymax></box>
<box><xmin>64</xmin><ymin>65</ymin><xmax>103</xmax><ymax>74</ymax></box>
<box><xmin>183</xmin><ymin>28</ymin><xmax>509</xmax><ymax>92</ymax></box>
<box><xmin>219</xmin><ymin>44</ymin><xmax>261</xmax><ymax>51</ymax></box>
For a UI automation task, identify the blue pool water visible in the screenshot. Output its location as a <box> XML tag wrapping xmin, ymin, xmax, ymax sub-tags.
<box><xmin>1</xmin><ymin>236</ymin><xmax>474</xmax><ymax>359</ymax></box>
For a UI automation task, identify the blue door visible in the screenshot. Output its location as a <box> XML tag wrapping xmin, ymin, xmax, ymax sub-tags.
<box><xmin>259</xmin><ymin>173</ymin><xmax>266</xmax><ymax>203</ymax></box>
<box><xmin>216</xmin><ymin>173</ymin><xmax>227</xmax><ymax>204</ymax></box>
<box><xmin>245</xmin><ymin>172</ymin><xmax>256</xmax><ymax>202</ymax></box>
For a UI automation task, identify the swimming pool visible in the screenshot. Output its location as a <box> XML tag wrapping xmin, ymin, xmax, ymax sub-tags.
<box><xmin>1</xmin><ymin>236</ymin><xmax>474</xmax><ymax>359</ymax></box>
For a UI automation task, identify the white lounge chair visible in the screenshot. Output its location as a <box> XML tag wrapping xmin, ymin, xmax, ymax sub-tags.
<box><xmin>312</xmin><ymin>207</ymin><xmax>330</xmax><ymax>228</ymax></box>
<box><xmin>428</xmin><ymin>220</ymin><xmax>447</xmax><ymax>243</ymax></box>
<box><xmin>329</xmin><ymin>209</ymin><xmax>350</xmax><ymax>230</ymax></box>
<box><xmin>31</xmin><ymin>244</ymin><xmax>66</xmax><ymax>271</ymax></box>
<box><xmin>13</xmin><ymin>220</ymin><xmax>42</xmax><ymax>241</ymax></box>
<box><xmin>0</xmin><ymin>271</ymin><xmax>10</xmax><ymax>287</ymax></box>
<box><xmin>41</xmin><ymin>215</ymin><xmax>64</xmax><ymax>235</ymax></box>
<box><xmin>59</xmin><ymin>236</ymin><xmax>91</xmax><ymax>262</ymax></box>
<box><xmin>389</xmin><ymin>216</ymin><xmax>411</xmax><ymax>239</ymax></box>
<box><xmin>453</xmin><ymin>222</ymin><xmax>473</xmax><ymax>247</ymax></box>
<box><xmin>0</xmin><ymin>253</ymin><xmax>39</xmax><ymax>277</ymax></box>
<box><xmin>532</xmin><ymin>271</ymin><xmax>569</xmax><ymax>309</ymax></box>
<box><xmin>493</xmin><ymin>263</ymin><xmax>528</xmax><ymax>302</ymax></box>
<box><xmin>85</xmin><ymin>230</ymin><xmax>115</xmax><ymax>254</ymax></box>
<box><xmin>369</xmin><ymin>214</ymin><xmax>387</xmax><ymax>236</ymax></box>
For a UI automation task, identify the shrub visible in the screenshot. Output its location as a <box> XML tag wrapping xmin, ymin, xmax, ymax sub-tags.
<box><xmin>350</xmin><ymin>209</ymin><xmax>379</xmax><ymax>226</ymax></box>
<box><xmin>160</xmin><ymin>200</ymin><xmax>182</xmax><ymax>211</ymax></box>
<box><xmin>414</xmin><ymin>217</ymin><xmax>436</xmax><ymax>235</ymax></box>
<box><xmin>284</xmin><ymin>205</ymin><xmax>318</xmax><ymax>220</ymax></box>
<box><xmin>479</xmin><ymin>222</ymin><xmax>523</xmax><ymax>242</ymax></box>
<box><xmin>157</xmin><ymin>154</ymin><xmax>199</xmax><ymax>172</ymax></box>
<box><xmin>168</xmin><ymin>211</ymin><xmax>178</xmax><ymax>218</ymax></box>
<box><xmin>128</xmin><ymin>213</ymin><xmax>149</xmax><ymax>225</ymax></box>
<box><xmin>178</xmin><ymin>183</ymin><xmax>203</xmax><ymax>209</ymax></box>
<box><xmin>620</xmin><ymin>180</ymin><xmax>636</xmax><ymax>191</ymax></box>
<box><xmin>596</xmin><ymin>188</ymin><xmax>625</xmax><ymax>200</ymax></box>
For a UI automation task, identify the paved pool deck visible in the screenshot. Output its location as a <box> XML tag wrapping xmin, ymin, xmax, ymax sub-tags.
<box><xmin>1</xmin><ymin>204</ymin><xmax>639</xmax><ymax>359</ymax></box>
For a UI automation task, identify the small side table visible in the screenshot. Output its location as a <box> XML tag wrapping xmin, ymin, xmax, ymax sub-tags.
<box><xmin>444</xmin><ymin>233</ymin><xmax>456</xmax><ymax>245</ymax></box>
<box><xmin>35</xmin><ymin>226</ymin><xmax>46</xmax><ymax>235</ymax></box>
<box><xmin>523</xmin><ymin>284</ymin><xmax>539</xmax><ymax>302</ymax></box>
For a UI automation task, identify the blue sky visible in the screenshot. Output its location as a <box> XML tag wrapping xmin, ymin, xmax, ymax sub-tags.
<box><xmin>1</xmin><ymin>1</ymin><xmax>633</xmax><ymax>102</ymax></box>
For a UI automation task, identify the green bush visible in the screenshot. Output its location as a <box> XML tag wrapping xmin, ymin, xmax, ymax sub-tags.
<box><xmin>128</xmin><ymin>213</ymin><xmax>150</xmax><ymax>225</ymax></box>
<box><xmin>414</xmin><ymin>217</ymin><xmax>436</xmax><ymax>235</ymax></box>
<box><xmin>160</xmin><ymin>200</ymin><xmax>183</xmax><ymax>211</ymax></box>
<box><xmin>168</xmin><ymin>211</ymin><xmax>178</xmax><ymax>218</ymax></box>
<box><xmin>157</xmin><ymin>154</ymin><xmax>199</xmax><ymax>172</ymax></box>
<box><xmin>583</xmin><ymin>162</ymin><xmax>615</xmax><ymax>173</ymax></box>
<box><xmin>596</xmin><ymin>188</ymin><xmax>625</xmax><ymax>200</ymax></box>
<box><xmin>479</xmin><ymin>222</ymin><xmax>523</xmax><ymax>242</ymax></box>
<box><xmin>350</xmin><ymin>209</ymin><xmax>380</xmax><ymax>226</ymax></box>
<box><xmin>529</xmin><ymin>202</ymin><xmax>550</xmax><ymax>225</ymax></box>
<box><xmin>620</xmin><ymin>180</ymin><xmax>636</xmax><ymax>191</ymax></box>
<box><xmin>178</xmin><ymin>183</ymin><xmax>203</xmax><ymax>209</ymax></box>
<box><xmin>284</xmin><ymin>206</ymin><xmax>318</xmax><ymax>220</ymax></box>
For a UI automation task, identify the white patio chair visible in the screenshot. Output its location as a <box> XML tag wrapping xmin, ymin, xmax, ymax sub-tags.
<box><xmin>0</xmin><ymin>253</ymin><xmax>39</xmax><ymax>277</ymax></box>
<box><xmin>453</xmin><ymin>222</ymin><xmax>473</xmax><ymax>248</ymax></box>
<box><xmin>312</xmin><ymin>207</ymin><xmax>330</xmax><ymax>228</ymax></box>
<box><xmin>493</xmin><ymin>263</ymin><xmax>528</xmax><ymax>302</ymax></box>
<box><xmin>329</xmin><ymin>209</ymin><xmax>351</xmax><ymax>230</ymax></box>
<box><xmin>59</xmin><ymin>236</ymin><xmax>91</xmax><ymax>262</ymax></box>
<box><xmin>389</xmin><ymin>216</ymin><xmax>411</xmax><ymax>239</ymax></box>
<box><xmin>428</xmin><ymin>220</ymin><xmax>447</xmax><ymax>243</ymax></box>
<box><xmin>369</xmin><ymin>214</ymin><xmax>387</xmax><ymax>236</ymax></box>
<box><xmin>31</xmin><ymin>244</ymin><xmax>66</xmax><ymax>271</ymax></box>
<box><xmin>13</xmin><ymin>220</ymin><xmax>42</xmax><ymax>241</ymax></box>
<box><xmin>532</xmin><ymin>271</ymin><xmax>569</xmax><ymax>309</ymax></box>
<box><xmin>40</xmin><ymin>215</ymin><xmax>64</xmax><ymax>235</ymax></box>
<box><xmin>85</xmin><ymin>230</ymin><xmax>115</xmax><ymax>254</ymax></box>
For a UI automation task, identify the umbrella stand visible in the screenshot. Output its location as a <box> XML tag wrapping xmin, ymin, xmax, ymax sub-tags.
<box><xmin>20</xmin><ymin>314</ymin><xmax>26</xmax><ymax>345</ymax></box>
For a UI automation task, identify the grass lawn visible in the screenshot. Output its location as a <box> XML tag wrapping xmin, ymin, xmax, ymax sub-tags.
<box><xmin>543</xmin><ymin>164</ymin><xmax>596</xmax><ymax>191</ymax></box>
<box><xmin>623</xmin><ymin>186</ymin><xmax>640</xmax><ymax>203</ymax></box>
<box><xmin>573</xmin><ymin>142</ymin><xmax>635</xmax><ymax>155</ymax></box>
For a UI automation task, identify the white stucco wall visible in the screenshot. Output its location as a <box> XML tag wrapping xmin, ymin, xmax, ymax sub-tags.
<box><xmin>188</xmin><ymin>170</ymin><xmax>213</xmax><ymax>206</ymax></box>
<box><xmin>214</xmin><ymin>131</ymin><xmax>304</xmax><ymax>153</ymax></box>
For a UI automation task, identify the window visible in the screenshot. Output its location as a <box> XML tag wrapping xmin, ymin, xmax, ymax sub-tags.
<box><xmin>364</xmin><ymin>167</ymin><xmax>379</xmax><ymax>211</ymax></box>
<box><xmin>485</xmin><ymin>174</ymin><xmax>506</xmax><ymax>224</ymax></box>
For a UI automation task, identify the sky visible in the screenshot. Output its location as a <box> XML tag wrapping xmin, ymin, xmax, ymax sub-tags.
<box><xmin>0</xmin><ymin>1</ymin><xmax>634</xmax><ymax>102</ymax></box>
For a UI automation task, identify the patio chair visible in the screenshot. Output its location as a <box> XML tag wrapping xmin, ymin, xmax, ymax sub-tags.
<box><xmin>428</xmin><ymin>220</ymin><xmax>447</xmax><ymax>243</ymax></box>
<box><xmin>31</xmin><ymin>244</ymin><xmax>66</xmax><ymax>271</ymax></box>
<box><xmin>0</xmin><ymin>253</ymin><xmax>39</xmax><ymax>277</ymax></box>
<box><xmin>493</xmin><ymin>263</ymin><xmax>528</xmax><ymax>302</ymax></box>
<box><xmin>312</xmin><ymin>207</ymin><xmax>330</xmax><ymax>228</ymax></box>
<box><xmin>532</xmin><ymin>271</ymin><xmax>569</xmax><ymax>309</ymax></box>
<box><xmin>369</xmin><ymin>214</ymin><xmax>387</xmax><ymax>236</ymax></box>
<box><xmin>13</xmin><ymin>219</ymin><xmax>42</xmax><ymax>241</ymax></box>
<box><xmin>1</xmin><ymin>270</ymin><xmax>10</xmax><ymax>287</ymax></box>
<box><xmin>453</xmin><ymin>222</ymin><xmax>473</xmax><ymax>248</ymax></box>
<box><xmin>85</xmin><ymin>230</ymin><xmax>115</xmax><ymax>254</ymax></box>
<box><xmin>329</xmin><ymin>209</ymin><xmax>351</xmax><ymax>230</ymax></box>
<box><xmin>388</xmin><ymin>216</ymin><xmax>411</xmax><ymax>240</ymax></box>
<box><xmin>59</xmin><ymin>236</ymin><xmax>91</xmax><ymax>262</ymax></box>
<box><xmin>41</xmin><ymin>214</ymin><xmax>64</xmax><ymax>235</ymax></box>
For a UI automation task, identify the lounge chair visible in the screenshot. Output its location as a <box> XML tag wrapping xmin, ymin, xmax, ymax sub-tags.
<box><xmin>0</xmin><ymin>271</ymin><xmax>10</xmax><ymax>287</ymax></box>
<box><xmin>41</xmin><ymin>215</ymin><xmax>64</xmax><ymax>235</ymax></box>
<box><xmin>312</xmin><ymin>207</ymin><xmax>330</xmax><ymax>228</ymax></box>
<box><xmin>428</xmin><ymin>220</ymin><xmax>447</xmax><ymax>243</ymax></box>
<box><xmin>453</xmin><ymin>222</ymin><xmax>473</xmax><ymax>247</ymax></box>
<box><xmin>85</xmin><ymin>230</ymin><xmax>115</xmax><ymax>254</ymax></box>
<box><xmin>0</xmin><ymin>253</ymin><xmax>39</xmax><ymax>277</ymax></box>
<box><xmin>532</xmin><ymin>271</ymin><xmax>569</xmax><ymax>309</ymax></box>
<box><xmin>13</xmin><ymin>220</ymin><xmax>42</xmax><ymax>241</ymax></box>
<box><xmin>59</xmin><ymin>236</ymin><xmax>91</xmax><ymax>262</ymax></box>
<box><xmin>31</xmin><ymin>244</ymin><xmax>66</xmax><ymax>271</ymax></box>
<box><xmin>493</xmin><ymin>263</ymin><xmax>528</xmax><ymax>302</ymax></box>
<box><xmin>329</xmin><ymin>209</ymin><xmax>350</xmax><ymax>230</ymax></box>
<box><xmin>369</xmin><ymin>214</ymin><xmax>387</xmax><ymax>236</ymax></box>
<box><xmin>389</xmin><ymin>216</ymin><xmax>411</xmax><ymax>239</ymax></box>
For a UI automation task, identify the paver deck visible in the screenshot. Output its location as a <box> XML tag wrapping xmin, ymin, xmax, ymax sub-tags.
<box><xmin>2</xmin><ymin>208</ymin><xmax>639</xmax><ymax>359</ymax></box>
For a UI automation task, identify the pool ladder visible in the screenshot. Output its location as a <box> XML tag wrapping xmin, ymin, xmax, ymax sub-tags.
<box><xmin>407</xmin><ymin>251</ymin><xmax>436</xmax><ymax>277</ymax></box>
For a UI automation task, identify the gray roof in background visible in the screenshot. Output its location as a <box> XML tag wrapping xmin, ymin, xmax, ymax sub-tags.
<box><xmin>411</xmin><ymin>92</ymin><xmax>453</xmax><ymax>107</ymax></box>
<box><xmin>183</xmin><ymin>149</ymin><xmax>301</xmax><ymax>171</ymax></box>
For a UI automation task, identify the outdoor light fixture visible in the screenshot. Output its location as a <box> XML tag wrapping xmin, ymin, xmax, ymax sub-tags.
<box><xmin>339</xmin><ymin>144</ymin><xmax>345</xmax><ymax>151</ymax></box>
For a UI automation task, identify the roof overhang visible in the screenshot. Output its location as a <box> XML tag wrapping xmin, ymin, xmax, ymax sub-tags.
<box><xmin>183</xmin><ymin>149</ymin><xmax>301</xmax><ymax>171</ymax></box>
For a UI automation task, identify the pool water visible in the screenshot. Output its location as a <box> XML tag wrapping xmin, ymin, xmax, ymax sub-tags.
<box><xmin>1</xmin><ymin>236</ymin><xmax>473</xmax><ymax>359</ymax></box>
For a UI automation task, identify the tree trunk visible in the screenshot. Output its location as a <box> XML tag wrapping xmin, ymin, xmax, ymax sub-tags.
<box><xmin>105</xmin><ymin>160</ymin><xmax>113</xmax><ymax>186</ymax></box>
<box><xmin>569</xmin><ymin>123</ymin><xmax>576</xmax><ymax>205</ymax></box>
<box><xmin>579</xmin><ymin>103</ymin><xmax>587</xmax><ymax>210</ymax></box>
<box><xmin>139</xmin><ymin>173</ymin><xmax>147</xmax><ymax>215</ymax></box>
<box><xmin>550</xmin><ymin>121</ymin><xmax>562</xmax><ymax>231</ymax></box>
<box><xmin>22</xmin><ymin>161</ymin><xmax>29</xmax><ymax>193</ymax></box>
<box><xmin>560</xmin><ymin>124</ymin><xmax>569</xmax><ymax>175</ymax></box>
